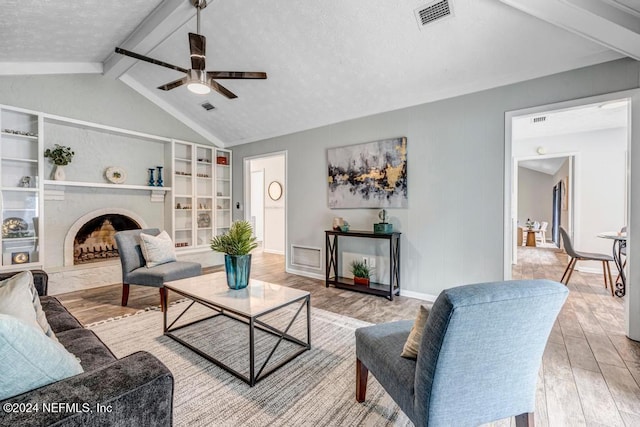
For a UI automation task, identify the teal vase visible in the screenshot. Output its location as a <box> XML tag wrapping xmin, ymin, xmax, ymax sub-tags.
<box><xmin>224</xmin><ymin>254</ymin><xmax>251</xmax><ymax>289</ymax></box>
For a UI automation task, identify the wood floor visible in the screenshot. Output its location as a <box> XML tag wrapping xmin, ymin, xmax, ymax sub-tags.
<box><xmin>56</xmin><ymin>247</ymin><xmax>640</xmax><ymax>426</ymax></box>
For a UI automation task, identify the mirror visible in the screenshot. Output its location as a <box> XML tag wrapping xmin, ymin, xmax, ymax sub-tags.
<box><xmin>268</xmin><ymin>181</ymin><xmax>283</xmax><ymax>201</ymax></box>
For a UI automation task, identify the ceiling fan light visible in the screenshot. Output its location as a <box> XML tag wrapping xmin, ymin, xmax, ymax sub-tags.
<box><xmin>187</xmin><ymin>82</ymin><xmax>211</xmax><ymax>94</ymax></box>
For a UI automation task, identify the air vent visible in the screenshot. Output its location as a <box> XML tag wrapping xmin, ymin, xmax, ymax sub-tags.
<box><xmin>291</xmin><ymin>245</ymin><xmax>322</xmax><ymax>270</ymax></box>
<box><xmin>201</xmin><ymin>102</ymin><xmax>215</xmax><ymax>111</ymax></box>
<box><xmin>415</xmin><ymin>0</ymin><xmax>452</xmax><ymax>28</ymax></box>
<box><xmin>532</xmin><ymin>116</ymin><xmax>547</xmax><ymax>124</ymax></box>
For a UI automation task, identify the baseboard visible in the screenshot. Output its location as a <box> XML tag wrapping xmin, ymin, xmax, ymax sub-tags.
<box><xmin>263</xmin><ymin>249</ymin><xmax>285</xmax><ymax>255</ymax></box>
<box><xmin>399</xmin><ymin>289</ymin><xmax>438</xmax><ymax>302</ymax></box>
<box><xmin>285</xmin><ymin>267</ymin><xmax>325</xmax><ymax>281</ymax></box>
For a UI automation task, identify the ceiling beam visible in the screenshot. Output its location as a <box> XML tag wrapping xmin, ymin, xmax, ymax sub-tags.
<box><xmin>103</xmin><ymin>0</ymin><xmax>196</xmax><ymax>79</ymax></box>
<box><xmin>119</xmin><ymin>73</ymin><xmax>226</xmax><ymax>147</ymax></box>
<box><xmin>499</xmin><ymin>0</ymin><xmax>640</xmax><ymax>60</ymax></box>
<box><xmin>0</xmin><ymin>62</ymin><xmax>103</xmax><ymax>76</ymax></box>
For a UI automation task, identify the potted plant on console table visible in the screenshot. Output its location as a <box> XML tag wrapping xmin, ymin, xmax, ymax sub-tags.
<box><xmin>210</xmin><ymin>220</ymin><xmax>258</xmax><ymax>290</ymax></box>
<box><xmin>350</xmin><ymin>260</ymin><xmax>373</xmax><ymax>286</ymax></box>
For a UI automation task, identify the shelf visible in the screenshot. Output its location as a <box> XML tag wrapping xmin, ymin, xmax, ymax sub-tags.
<box><xmin>175</xmin><ymin>157</ymin><xmax>191</xmax><ymax>162</ymax></box>
<box><xmin>2</xmin><ymin>157</ymin><xmax>38</xmax><ymax>163</ymax></box>
<box><xmin>197</xmin><ymin>161</ymin><xmax>213</xmax><ymax>165</ymax></box>
<box><xmin>1</xmin><ymin>237</ymin><xmax>38</xmax><ymax>243</ymax></box>
<box><xmin>216</xmin><ymin>209</ymin><xmax>230</xmax><ymax>212</ymax></box>
<box><xmin>327</xmin><ymin>277</ymin><xmax>399</xmax><ymax>298</ymax></box>
<box><xmin>1</xmin><ymin>132</ymin><xmax>38</xmax><ymax>140</ymax></box>
<box><xmin>43</xmin><ymin>180</ymin><xmax>170</xmax><ymax>203</ymax></box>
<box><xmin>216</xmin><ymin>163</ymin><xmax>230</xmax><ymax>167</ymax></box>
<box><xmin>175</xmin><ymin>228</ymin><xmax>192</xmax><ymax>232</ymax></box>
<box><xmin>215</xmin><ymin>196</ymin><xmax>231</xmax><ymax>199</ymax></box>
<box><xmin>197</xmin><ymin>227</ymin><xmax>212</xmax><ymax>230</ymax></box>
<box><xmin>216</xmin><ymin>178</ymin><xmax>231</xmax><ymax>182</ymax></box>
<box><xmin>175</xmin><ymin>209</ymin><xmax>192</xmax><ymax>211</ymax></box>
<box><xmin>1</xmin><ymin>187</ymin><xmax>38</xmax><ymax>192</ymax></box>
<box><xmin>175</xmin><ymin>194</ymin><xmax>193</xmax><ymax>198</ymax></box>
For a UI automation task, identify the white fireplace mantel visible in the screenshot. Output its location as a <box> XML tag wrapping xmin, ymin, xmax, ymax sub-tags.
<box><xmin>44</xmin><ymin>180</ymin><xmax>170</xmax><ymax>202</ymax></box>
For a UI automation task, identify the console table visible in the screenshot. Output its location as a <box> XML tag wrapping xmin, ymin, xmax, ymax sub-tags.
<box><xmin>325</xmin><ymin>230</ymin><xmax>401</xmax><ymax>300</ymax></box>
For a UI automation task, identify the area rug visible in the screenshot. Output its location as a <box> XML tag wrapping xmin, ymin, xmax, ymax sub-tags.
<box><xmin>88</xmin><ymin>303</ymin><xmax>411</xmax><ymax>426</ymax></box>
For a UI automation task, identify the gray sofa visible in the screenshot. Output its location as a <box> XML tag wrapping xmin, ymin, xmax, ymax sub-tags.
<box><xmin>0</xmin><ymin>270</ymin><xmax>174</xmax><ymax>426</ymax></box>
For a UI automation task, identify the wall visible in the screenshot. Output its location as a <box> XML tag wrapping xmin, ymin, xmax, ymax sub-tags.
<box><xmin>515</xmin><ymin>128</ymin><xmax>627</xmax><ymax>271</ymax></box>
<box><xmin>0</xmin><ymin>74</ymin><xmax>210</xmax><ymax>144</ymax></box>
<box><xmin>249</xmin><ymin>155</ymin><xmax>285</xmax><ymax>254</ymax></box>
<box><xmin>0</xmin><ymin>74</ymin><xmax>216</xmax><ymax>293</ymax></box>
<box><xmin>230</xmin><ymin>58</ymin><xmax>640</xmax><ymax>300</ymax></box>
<box><xmin>518</xmin><ymin>166</ymin><xmax>553</xmax><ymax>230</ymax></box>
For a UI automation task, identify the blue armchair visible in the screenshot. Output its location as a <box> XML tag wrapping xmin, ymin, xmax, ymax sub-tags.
<box><xmin>355</xmin><ymin>279</ymin><xmax>568</xmax><ymax>426</ymax></box>
<box><xmin>115</xmin><ymin>228</ymin><xmax>202</xmax><ymax>311</ymax></box>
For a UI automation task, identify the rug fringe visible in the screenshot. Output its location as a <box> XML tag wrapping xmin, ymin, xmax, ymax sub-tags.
<box><xmin>85</xmin><ymin>298</ymin><xmax>189</xmax><ymax>328</ymax></box>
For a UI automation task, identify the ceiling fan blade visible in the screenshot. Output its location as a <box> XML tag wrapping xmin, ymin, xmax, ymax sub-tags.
<box><xmin>209</xmin><ymin>80</ymin><xmax>238</xmax><ymax>99</ymax></box>
<box><xmin>115</xmin><ymin>47</ymin><xmax>189</xmax><ymax>74</ymax></box>
<box><xmin>158</xmin><ymin>77</ymin><xmax>188</xmax><ymax>91</ymax></box>
<box><xmin>207</xmin><ymin>71</ymin><xmax>267</xmax><ymax>79</ymax></box>
<box><xmin>189</xmin><ymin>33</ymin><xmax>206</xmax><ymax>70</ymax></box>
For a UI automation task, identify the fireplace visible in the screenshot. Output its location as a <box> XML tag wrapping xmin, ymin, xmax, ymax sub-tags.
<box><xmin>64</xmin><ymin>208</ymin><xmax>148</xmax><ymax>267</ymax></box>
<box><xmin>74</xmin><ymin>215</ymin><xmax>140</xmax><ymax>264</ymax></box>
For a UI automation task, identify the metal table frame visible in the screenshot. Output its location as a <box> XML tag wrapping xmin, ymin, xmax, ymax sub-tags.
<box><xmin>598</xmin><ymin>232</ymin><xmax>627</xmax><ymax>298</ymax></box>
<box><xmin>163</xmin><ymin>287</ymin><xmax>311</xmax><ymax>387</ymax></box>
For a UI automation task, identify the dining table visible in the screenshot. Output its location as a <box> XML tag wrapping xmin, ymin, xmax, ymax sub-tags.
<box><xmin>597</xmin><ymin>232</ymin><xmax>627</xmax><ymax>297</ymax></box>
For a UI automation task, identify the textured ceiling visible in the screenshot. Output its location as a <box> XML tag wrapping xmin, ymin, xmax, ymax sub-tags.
<box><xmin>124</xmin><ymin>0</ymin><xmax>620</xmax><ymax>146</ymax></box>
<box><xmin>512</xmin><ymin>99</ymin><xmax>628</xmax><ymax>140</ymax></box>
<box><xmin>0</xmin><ymin>0</ymin><xmax>162</xmax><ymax>62</ymax></box>
<box><xmin>0</xmin><ymin>0</ymin><xmax>625</xmax><ymax>147</ymax></box>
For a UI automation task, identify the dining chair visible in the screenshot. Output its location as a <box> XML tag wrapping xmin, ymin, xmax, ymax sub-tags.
<box><xmin>536</xmin><ymin>221</ymin><xmax>548</xmax><ymax>245</ymax></box>
<box><xmin>559</xmin><ymin>227</ymin><xmax>614</xmax><ymax>295</ymax></box>
<box><xmin>355</xmin><ymin>279</ymin><xmax>568</xmax><ymax>426</ymax></box>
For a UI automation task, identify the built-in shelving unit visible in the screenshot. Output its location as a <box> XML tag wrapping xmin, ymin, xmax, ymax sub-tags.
<box><xmin>215</xmin><ymin>149</ymin><xmax>232</xmax><ymax>237</ymax></box>
<box><xmin>0</xmin><ymin>105</ymin><xmax>44</xmax><ymax>271</ymax></box>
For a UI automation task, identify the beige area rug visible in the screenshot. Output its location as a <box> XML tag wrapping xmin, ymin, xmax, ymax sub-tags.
<box><xmin>88</xmin><ymin>302</ymin><xmax>412</xmax><ymax>427</ymax></box>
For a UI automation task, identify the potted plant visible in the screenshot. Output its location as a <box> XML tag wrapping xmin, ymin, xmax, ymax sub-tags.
<box><xmin>44</xmin><ymin>144</ymin><xmax>75</xmax><ymax>181</ymax></box>
<box><xmin>210</xmin><ymin>220</ymin><xmax>258</xmax><ymax>289</ymax></box>
<box><xmin>350</xmin><ymin>259</ymin><xmax>373</xmax><ymax>286</ymax></box>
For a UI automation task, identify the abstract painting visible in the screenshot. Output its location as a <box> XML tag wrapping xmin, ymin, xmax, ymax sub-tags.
<box><xmin>327</xmin><ymin>137</ymin><xmax>407</xmax><ymax>208</ymax></box>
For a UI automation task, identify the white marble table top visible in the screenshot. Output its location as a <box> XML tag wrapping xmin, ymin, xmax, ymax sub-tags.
<box><xmin>164</xmin><ymin>272</ymin><xmax>310</xmax><ymax>317</ymax></box>
<box><xmin>597</xmin><ymin>232</ymin><xmax>627</xmax><ymax>241</ymax></box>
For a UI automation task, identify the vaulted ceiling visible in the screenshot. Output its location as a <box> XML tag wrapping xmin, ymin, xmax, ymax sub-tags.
<box><xmin>1</xmin><ymin>0</ymin><xmax>638</xmax><ymax>147</ymax></box>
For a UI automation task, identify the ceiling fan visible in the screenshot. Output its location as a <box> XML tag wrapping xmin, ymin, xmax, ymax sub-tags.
<box><xmin>114</xmin><ymin>0</ymin><xmax>266</xmax><ymax>99</ymax></box>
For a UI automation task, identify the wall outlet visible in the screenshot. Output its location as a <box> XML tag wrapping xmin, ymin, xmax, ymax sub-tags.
<box><xmin>369</xmin><ymin>257</ymin><xmax>376</xmax><ymax>268</ymax></box>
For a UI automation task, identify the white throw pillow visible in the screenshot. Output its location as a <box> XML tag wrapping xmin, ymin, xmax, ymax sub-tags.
<box><xmin>140</xmin><ymin>230</ymin><xmax>177</xmax><ymax>268</ymax></box>
<box><xmin>0</xmin><ymin>314</ymin><xmax>84</xmax><ymax>400</ymax></box>
<box><xmin>0</xmin><ymin>271</ymin><xmax>40</xmax><ymax>331</ymax></box>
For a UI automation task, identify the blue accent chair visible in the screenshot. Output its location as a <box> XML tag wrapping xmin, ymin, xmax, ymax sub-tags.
<box><xmin>355</xmin><ymin>279</ymin><xmax>568</xmax><ymax>426</ymax></box>
<box><xmin>115</xmin><ymin>228</ymin><xmax>202</xmax><ymax>311</ymax></box>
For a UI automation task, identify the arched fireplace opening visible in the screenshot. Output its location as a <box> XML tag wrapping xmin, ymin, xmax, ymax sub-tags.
<box><xmin>73</xmin><ymin>214</ymin><xmax>140</xmax><ymax>265</ymax></box>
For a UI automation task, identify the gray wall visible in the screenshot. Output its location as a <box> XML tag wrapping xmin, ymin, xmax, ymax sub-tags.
<box><xmin>0</xmin><ymin>74</ymin><xmax>209</xmax><ymax>144</ymax></box>
<box><xmin>231</xmin><ymin>58</ymin><xmax>640</xmax><ymax>299</ymax></box>
<box><xmin>518</xmin><ymin>167</ymin><xmax>553</xmax><ymax>230</ymax></box>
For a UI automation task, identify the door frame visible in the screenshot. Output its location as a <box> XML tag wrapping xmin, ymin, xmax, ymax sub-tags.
<box><xmin>243</xmin><ymin>150</ymin><xmax>288</xmax><ymax>261</ymax></box>
<box><xmin>503</xmin><ymin>88</ymin><xmax>640</xmax><ymax>340</ymax></box>
<box><xmin>511</xmin><ymin>153</ymin><xmax>577</xmax><ymax>265</ymax></box>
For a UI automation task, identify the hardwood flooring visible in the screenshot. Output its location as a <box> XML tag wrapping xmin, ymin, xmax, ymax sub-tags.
<box><xmin>55</xmin><ymin>247</ymin><xmax>640</xmax><ymax>426</ymax></box>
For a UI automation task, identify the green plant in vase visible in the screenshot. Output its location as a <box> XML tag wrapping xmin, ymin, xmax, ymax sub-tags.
<box><xmin>210</xmin><ymin>220</ymin><xmax>258</xmax><ymax>289</ymax></box>
<box><xmin>44</xmin><ymin>144</ymin><xmax>74</xmax><ymax>181</ymax></box>
<box><xmin>350</xmin><ymin>259</ymin><xmax>373</xmax><ymax>286</ymax></box>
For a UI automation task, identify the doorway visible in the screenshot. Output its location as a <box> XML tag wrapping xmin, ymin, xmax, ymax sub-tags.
<box><xmin>244</xmin><ymin>152</ymin><xmax>286</xmax><ymax>256</ymax></box>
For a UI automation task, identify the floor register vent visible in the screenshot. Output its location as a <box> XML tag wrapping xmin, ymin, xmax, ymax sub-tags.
<box><xmin>415</xmin><ymin>0</ymin><xmax>453</xmax><ymax>29</ymax></box>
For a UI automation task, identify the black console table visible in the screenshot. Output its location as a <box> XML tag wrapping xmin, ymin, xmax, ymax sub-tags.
<box><xmin>325</xmin><ymin>230</ymin><xmax>401</xmax><ymax>300</ymax></box>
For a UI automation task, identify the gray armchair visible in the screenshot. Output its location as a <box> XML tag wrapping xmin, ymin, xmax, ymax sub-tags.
<box><xmin>115</xmin><ymin>228</ymin><xmax>202</xmax><ymax>311</ymax></box>
<box><xmin>355</xmin><ymin>279</ymin><xmax>568</xmax><ymax>426</ymax></box>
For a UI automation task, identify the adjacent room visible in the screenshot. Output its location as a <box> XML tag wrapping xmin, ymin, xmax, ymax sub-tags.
<box><xmin>2</xmin><ymin>1</ymin><xmax>640</xmax><ymax>426</ymax></box>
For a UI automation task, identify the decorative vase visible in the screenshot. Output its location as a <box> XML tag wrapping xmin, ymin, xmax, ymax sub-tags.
<box><xmin>148</xmin><ymin>168</ymin><xmax>155</xmax><ymax>186</ymax></box>
<box><xmin>224</xmin><ymin>254</ymin><xmax>252</xmax><ymax>290</ymax></box>
<box><xmin>156</xmin><ymin>166</ymin><xmax>163</xmax><ymax>187</ymax></box>
<box><xmin>53</xmin><ymin>165</ymin><xmax>66</xmax><ymax>181</ymax></box>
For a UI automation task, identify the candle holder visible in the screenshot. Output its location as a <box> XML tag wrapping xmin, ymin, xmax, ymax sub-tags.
<box><xmin>156</xmin><ymin>166</ymin><xmax>164</xmax><ymax>187</ymax></box>
<box><xmin>148</xmin><ymin>168</ymin><xmax>155</xmax><ymax>186</ymax></box>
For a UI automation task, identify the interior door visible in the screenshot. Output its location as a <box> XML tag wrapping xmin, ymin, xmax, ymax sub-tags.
<box><xmin>552</xmin><ymin>180</ymin><xmax>562</xmax><ymax>246</ymax></box>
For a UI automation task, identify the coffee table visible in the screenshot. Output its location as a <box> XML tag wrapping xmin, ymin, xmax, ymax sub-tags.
<box><xmin>163</xmin><ymin>272</ymin><xmax>311</xmax><ymax>386</ymax></box>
